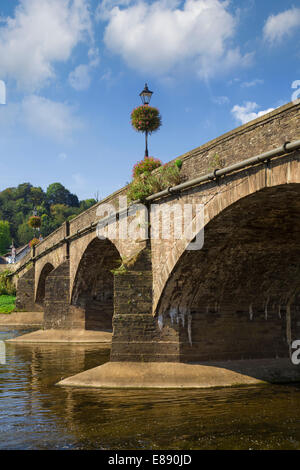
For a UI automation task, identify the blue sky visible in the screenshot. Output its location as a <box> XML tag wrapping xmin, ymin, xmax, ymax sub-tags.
<box><xmin>0</xmin><ymin>0</ymin><xmax>299</xmax><ymax>200</ymax></box>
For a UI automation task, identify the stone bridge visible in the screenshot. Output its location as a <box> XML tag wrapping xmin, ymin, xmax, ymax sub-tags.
<box><xmin>12</xmin><ymin>102</ymin><xmax>300</xmax><ymax>376</ymax></box>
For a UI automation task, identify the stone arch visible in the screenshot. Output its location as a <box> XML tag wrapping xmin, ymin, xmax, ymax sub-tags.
<box><xmin>35</xmin><ymin>262</ymin><xmax>54</xmax><ymax>305</ymax></box>
<box><xmin>71</xmin><ymin>237</ymin><xmax>122</xmax><ymax>331</ymax></box>
<box><xmin>155</xmin><ymin>181</ymin><xmax>300</xmax><ymax>362</ymax></box>
<box><xmin>34</xmin><ymin>248</ymin><xmax>66</xmax><ymax>301</ymax></box>
<box><xmin>69</xmin><ymin>227</ymin><xmax>146</xmax><ymax>300</ymax></box>
<box><xmin>153</xmin><ymin>155</ymin><xmax>300</xmax><ymax>313</ymax></box>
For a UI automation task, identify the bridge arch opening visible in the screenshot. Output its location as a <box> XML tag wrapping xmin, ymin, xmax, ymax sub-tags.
<box><xmin>35</xmin><ymin>263</ymin><xmax>54</xmax><ymax>306</ymax></box>
<box><xmin>71</xmin><ymin>237</ymin><xmax>122</xmax><ymax>331</ymax></box>
<box><xmin>156</xmin><ymin>184</ymin><xmax>300</xmax><ymax>362</ymax></box>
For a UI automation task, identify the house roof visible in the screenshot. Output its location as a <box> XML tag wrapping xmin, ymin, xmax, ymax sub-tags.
<box><xmin>4</xmin><ymin>244</ymin><xmax>30</xmax><ymax>258</ymax></box>
<box><xmin>16</xmin><ymin>244</ymin><xmax>30</xmax><ymax>255</ymax></box>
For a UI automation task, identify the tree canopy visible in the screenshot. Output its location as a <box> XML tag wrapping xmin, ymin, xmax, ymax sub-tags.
<box><xmin>46</xmin><ymin>183</ymin><xmax>79</xmax><ymax>207</ymax></box>
<box><xmin>0</xmin><ymin>220</ymin><xmax>11</xmax><ymax>255</ymax></box>
<box><xmin>0</xmin><ymin>182</ymin><xmax>96</xmax><ymax>249</ymax></box>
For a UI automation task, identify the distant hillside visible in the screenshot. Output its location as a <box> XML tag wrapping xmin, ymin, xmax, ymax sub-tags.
<box><xmin>0</xmin><ymin>182</ymin><xmax>96</xmax><ymax>254</ymax></box>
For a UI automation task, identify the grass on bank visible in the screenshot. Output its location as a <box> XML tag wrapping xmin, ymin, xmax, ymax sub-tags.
<box><xmin>0</xmin><ymin>295</ymin><xmax>16</xmax><ymax>314</ymax></box>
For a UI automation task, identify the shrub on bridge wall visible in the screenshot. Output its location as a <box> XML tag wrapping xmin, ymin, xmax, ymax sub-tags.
<box><xmin>127</xmin><ymin>160</ymin><xmax>182</xmax><ymax>203</ymax></box>
<box><xmin>111</xmin><ymin>264</ymin><xmax>128</xmax><ymax>276</ymax></box>
<box><xmin>127</xmin><ymin>176</ymin><xmax>152</xmax><ymax>203</ymax></box>
<box><xmin>207</xmin><ymin>152</ymin><xmax>225</xmax><ymax>172</ymax></box>
<box><xmin>174</xmin><ymin>159</ymin><xmax>183</xmax><ymax>170</ymax></box>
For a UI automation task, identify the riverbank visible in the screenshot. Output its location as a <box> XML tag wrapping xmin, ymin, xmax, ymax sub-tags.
<box><xmin>57</xmin><ymin>358</ymin><xmax>300</xmax><ymax>389</ymax></box>
<box><xmin>0</xmin><ymin>295</ymin><xmax>16</xmax><ymax>314</ymax></box>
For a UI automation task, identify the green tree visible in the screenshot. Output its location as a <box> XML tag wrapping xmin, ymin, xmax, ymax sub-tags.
<box><xmin>17</xmin><ymin>222</ymin><xmax>35</xmax><ymax>246</ymax></box>
<box><xmin>40</xmin><ymin>214</ymin><xmax>56</xmax><ymax>238</ymax></box>
<box><xmin>15</xmin><ymin>183</ymin><xmax>33</xmax><ymax>202</ymax></box>
<box><xmin>30</xmin><ymin>187</ymin><xmax>45</xmax><ymax>206</ymax></box>
<box><xmin>0</xmin><ymin>220</ymin><xmax>11</xmax><ymax>254</ymax></box>
<box><xmin>79</xmin><ymin>199</ymin><xmax>97</xmax><ymax>211</ymax></box>
<box><xmin>46</xmin><ymin>183</ymin><xmax>79</xmax><ymax>207</ymax></box>
<box><xmin>50</xmin><ymin>204</ymin><xmax>78</xmax><ymax>226</ymax></box>
<box><xmin>0</xmin><ymin>182</ymin><xmax>95</xmax><ymax>247</ymax></box>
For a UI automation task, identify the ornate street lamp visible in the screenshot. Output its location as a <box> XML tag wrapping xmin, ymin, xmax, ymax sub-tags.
<box><xmin>140</xmin><ymin>83</ymin><xmax>153</xmax><ymax>157</ymax></box>
<box><xmin>139</xmin><ymin>83</ymin><xmax>153</xmax><ymax>105</ymax></box>
<box><xmin>131</xmin><ymin>83</ymin><xmax>161</xmax><ymax>158</ymax></box>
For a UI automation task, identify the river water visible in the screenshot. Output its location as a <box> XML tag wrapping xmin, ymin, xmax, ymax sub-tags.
<box><xmin>0</xmin><ymin>328</ymin><xmax>300</xmax><ymax>450</ymax></box>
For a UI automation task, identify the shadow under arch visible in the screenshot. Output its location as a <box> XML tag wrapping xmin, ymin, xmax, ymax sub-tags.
<box><xmin>35</xmin><ymin>263</ymin><xmax>54</xmax><ymax>306</ymax></box>
<box><xmin>156</xmin><ymin>183</ymin><xmax>300</xmax><ymax>362</ymax></box>
<box><xmin>71</xmin><ymin>237</ymin><xmax>122</xmax><ymax>331</ymax></box>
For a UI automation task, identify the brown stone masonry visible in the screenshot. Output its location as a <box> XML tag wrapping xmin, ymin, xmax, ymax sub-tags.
<box><xmin>43</xmin><ymin>260</ymin><xmax>81</xmax><ymax>329</ymax></box>
<box><xmin>12</xmin><ymin>102</ymin><xmax>300</xmax><ymax>363</ymax></box>
<box><xmin>111</xmin><ymin>244</ymin><xmax>176</xmax><ymax>361</ymax></box>
<box><xmin>15</xmin><ymin>267</ymin><xmax>42</xmax><ymax>312</ymax></box>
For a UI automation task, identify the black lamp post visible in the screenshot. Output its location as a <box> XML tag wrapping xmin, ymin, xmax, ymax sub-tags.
<box><xmin>139</xmin><ymin>83</ymin><xmax>153</xmax><ymax>157</ymax></box>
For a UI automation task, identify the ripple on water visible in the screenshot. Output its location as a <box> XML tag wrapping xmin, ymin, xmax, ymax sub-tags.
<box><xmin>0</xmin><ymin>328</ymin><xmax>300</xmax><ymax>450</ymax></box>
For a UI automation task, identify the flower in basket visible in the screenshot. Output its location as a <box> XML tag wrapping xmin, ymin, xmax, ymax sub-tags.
<box><xmin>131</xmin><ymin>105</ymin><xmax>162</xmax><ymax>134</ymax></box>
<box><xmin>29</xmin><ymin>238</ymin><xmax>40</xmax><ymax>248</ymax></box>
<box><xmin>28</xmin><ymin>215</ymin><xmax>41</xmax><ymax>228</ymax></box>
<box><xmin>132</xmin><ymin>156</ymin><xmax>162</xmax><ymax>178</ymax></box>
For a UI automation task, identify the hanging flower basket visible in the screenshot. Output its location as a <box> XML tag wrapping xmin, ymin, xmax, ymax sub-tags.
<box><xmin>131</xmin><ymin>105</ymin><xmax>162</xmax><ymax>133</ymax></box>
<box><xmin>28</xmin><ymin>216</ymin><xmax>41</xmax><ymax>228</ymax></box>
<box><xmin>132</xmin><ymin>156</ymin><xmax>162</xmax><ymax>178</ymax></box>
<box><xmin>29</xmin><ymin>238</ymin><xmax>40</xmax><ymax>248</ymax></box>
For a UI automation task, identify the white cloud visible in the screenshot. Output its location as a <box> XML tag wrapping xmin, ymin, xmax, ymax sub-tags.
<box><xmin>213</xmin><ymin>96</ymin><xmax>230</xmax><ymax>105</ymax></box>
<box><xmin>0</xmin><ymin>94</ymin><xmax>82</xmax><ymax>140</ymax></box>
<box><xmin>231</xmin><ymin>102</ymin><xmax>275</xmax><ymax>125</ymax></box>
<box><xmin>263</xmin><ymin>8</ymin><xmax>300</xmax><ymax>43</ymax></box>
<box><xmin>227</xmin><ymin>77</ymin><xmax>241</xmax><ymax>85</ymax></box>
<box><xmin>102</xmin><ymin>0</ymin><xmax>252</xmax><ymax>79</ymax></box>
<box><xmin>241</xmin><ymin>79</ymin><xmax>264</xmax><ymax>88</ymax></box>
<box><xmin>0</xmin><ymin>0</ymin><xmax>92</xmax><ymax>91</ymax></box>
<box><xmin>69</xmin><ymin>64</ymin><xmax>91</xmax><ymax>90</ymax></box>
<box><xmin>21</xmin><ymin>95</ymin><xmax>83</xmax><ymax>141</ymax></box>
<box><xmin>0</xmin><ymin>102</ymin><xmax>20</xmax><ymax>128</ymax></box>
<box><xmin>101</xmin><ymin>69</ymin><xmax>113</xmax><ymax>82</ymax></box>
<box><xmin>88</xmin><ymin>47</ymin><xmax>100</xmax><ymax>67</ymax></box>
<box><xmin>96</xmin><ymin>0</ymin><xmax>134</xmax><ymax>21</ymax></box>
<box><xmin>59</xmin><ymin>152</ymin><xmax>68</xmax><ymax>160</ymax></box>
<box><xmin>68</xmin><ymin>47</ymin><xmax>100</xmax><ymax>91</ymax></box>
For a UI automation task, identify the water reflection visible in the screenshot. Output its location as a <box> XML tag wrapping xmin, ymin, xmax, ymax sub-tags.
<box><xmin>0</xmin><ymin>329</ymin><xmax>300</xmax><ymax>450</ymax></box>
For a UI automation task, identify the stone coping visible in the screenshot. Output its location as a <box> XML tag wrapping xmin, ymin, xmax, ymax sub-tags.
<box><xmin>57</xmin><ymin>358</ymin><xmax>300</xmax><ymax>389</ymax></box>
<box><xmin>5</xmin><ymin>328</ymin><xmax>112</xmax><ymax>344</ymax></box>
